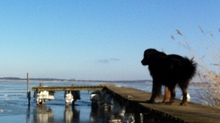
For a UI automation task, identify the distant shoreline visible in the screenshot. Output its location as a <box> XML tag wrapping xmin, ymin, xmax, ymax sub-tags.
<box><xmin>0</xmin><ymin>77</ymin><xmax>74</xmax><ymax>82</ymax></box>
<box><xmin>0</xmin><ymin>77</ymin><xmax>149</xmax><ymax>82</ymax></box>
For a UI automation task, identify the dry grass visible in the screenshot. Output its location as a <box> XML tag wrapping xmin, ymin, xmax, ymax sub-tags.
<box><xmin>171</xmin><ymin>27</ymin><xmax>220</xmax><ymax>108</ymax></box>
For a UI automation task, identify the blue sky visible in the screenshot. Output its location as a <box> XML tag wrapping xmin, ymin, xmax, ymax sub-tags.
<box><xmin>0</xmin><ymin>1</ymin><xmax>219</xmax><ymax>80</ymax></box>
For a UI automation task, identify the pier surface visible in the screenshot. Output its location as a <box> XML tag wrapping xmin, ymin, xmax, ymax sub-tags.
<box><xmin>32</xmin><ymin>85</ymin><xmax>103</xmax><ymax>91</ymax></box>
<box><xmin>104</xmin><ymin>85</ymin><xmax>220</xmax><ymax>123</ymax></box>
<box><xmin>32</xmin><ymin>84</ymin><xmax>220</xmax><ymax>123</ymax></box>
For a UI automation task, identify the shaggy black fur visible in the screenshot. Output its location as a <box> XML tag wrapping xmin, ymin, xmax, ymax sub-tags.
<box><xmin>141</xmin><ymin>48</ymin><xmax>197</xmax><ymax>105</ymax></box>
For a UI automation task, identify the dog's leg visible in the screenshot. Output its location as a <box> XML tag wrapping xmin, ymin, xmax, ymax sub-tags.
<box><xmin>180</xmin><ymin>87</ymin><xmax>188</xmax><ymax>106</ymax></box>
<box><xmin>163</xmin><ymin>86</ymin><xmax>171</xmax><ymax>103</ymax></box>
<box><xmin>147</xmin><ymin>82</ymin><xmax>161</xmax><ymax>103</ymax></box>
<box><xmin>178</xmin><ymin>82</ymin><xmax>189</xmax><ymax>106</ymax></box>
<box><xmin>165</xmin><ymin>86</ymin><xmax>175</xmax><ymax>105</ymax></box>
<box><xmin>170</xmin><ymin>87</ymin><xmax>176</xmax><ymax>104</ymax></box>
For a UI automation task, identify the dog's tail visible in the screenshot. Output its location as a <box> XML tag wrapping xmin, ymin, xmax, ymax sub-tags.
<box><xmin>184</xmin><ymin>57</ymin><xmax>197</xmax><ymax>80</ymax></box>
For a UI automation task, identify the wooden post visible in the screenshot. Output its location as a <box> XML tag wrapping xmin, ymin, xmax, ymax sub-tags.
<box><xmin>27</xmin><ymin>73</ymin><xmax>31</xmax><ymax>105</ymax></box>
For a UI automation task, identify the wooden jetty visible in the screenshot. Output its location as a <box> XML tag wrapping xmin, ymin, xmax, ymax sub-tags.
<box><xmin>103</xmin><ymin>85</ymin><xmax>220</xmax><ymax>123</ymax></box>
<box><xmin>32</xmin><ymin>83</ymin><xmax>104</xmax><ymax>105</ymax></box>
<box><xmin>31</xmin><ymin>83</ymin><xmax>220</xmax><ymax>123</ymax></box>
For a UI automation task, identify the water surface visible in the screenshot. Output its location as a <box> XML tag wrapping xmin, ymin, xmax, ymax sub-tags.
<box><xmin>0</xmin><ymin>81</ymin><xmax>203</xmax><ymax>123</ymax></box>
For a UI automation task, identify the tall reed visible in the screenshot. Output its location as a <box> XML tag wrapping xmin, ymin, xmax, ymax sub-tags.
<box><xmin>171</xmin><ymin>27</ymin><xmax>220</xmax><ymax>108</ymax></box>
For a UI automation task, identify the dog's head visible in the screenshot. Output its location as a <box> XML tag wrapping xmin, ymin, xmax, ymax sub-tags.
<box><xmin>141</xmin><ymin>48</ymin><xmax>165</xmax><ymax>65</ymax></box>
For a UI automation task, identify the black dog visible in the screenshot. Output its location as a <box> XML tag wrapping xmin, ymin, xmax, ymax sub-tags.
<box><xmin>141</xmin><ymin>48</ymin><xmax>196</xmax><ymax>105</ymax></box>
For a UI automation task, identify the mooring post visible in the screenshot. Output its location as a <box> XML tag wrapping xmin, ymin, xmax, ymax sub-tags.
<box><xmin>27</xmin><ymin>73</ymin><xmax>31</xmax><ymax>105</ymax></box>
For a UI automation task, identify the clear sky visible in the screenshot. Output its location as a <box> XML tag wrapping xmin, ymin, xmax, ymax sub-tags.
<box><xmin>0</xmin><ymin>1</ymin><xmax>219</xmax><ymax>80</ymax></box>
